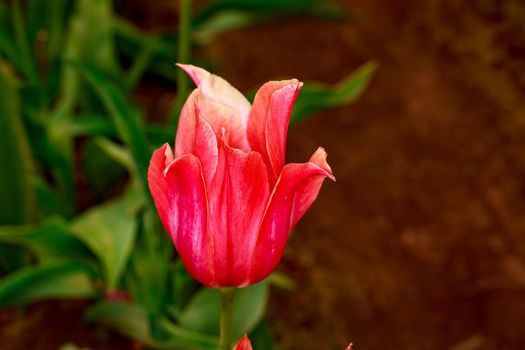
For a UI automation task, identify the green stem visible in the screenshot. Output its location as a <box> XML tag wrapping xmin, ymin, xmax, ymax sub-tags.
<box><xmin>170</xmin><ymin>0</ymin><xmax>192</xmax><ymax>124</ymax></box>
<box><xmin>219</xmin><ymin>287</ymin><xmax>235</xmax><ymax>350</ymax></box>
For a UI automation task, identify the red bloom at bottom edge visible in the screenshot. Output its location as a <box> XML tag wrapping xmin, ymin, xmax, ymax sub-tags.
<box><xmin>233</xmin><ymin>335</ymin><xmax>352</xmax><ymax>350</ymax></box>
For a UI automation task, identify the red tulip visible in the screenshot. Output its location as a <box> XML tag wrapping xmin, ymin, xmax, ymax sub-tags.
<box><xmin>148</xmin><ymin>64</ymin><xmax>334</xmax><ymax>287</ymax></box>
<box><xmin>233</xmin><ymin>335</ymin><xmax>252</xmax><ymax>350</ymax></box>
<box><xmin>232</xmin><ymin>335</ymin><xmax>352</xmax><ymax>350</ymax></box>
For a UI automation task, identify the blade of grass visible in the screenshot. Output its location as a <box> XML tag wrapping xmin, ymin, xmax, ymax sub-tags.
<box><xmin>169</xmin><ymin>0</ymin><xmax>192</xmax><ymax>124</ymax></box>
<box><xmin>72</xmin><ymin>62</ymin><xmax>151</xmax><ymax>197</ymax></box>
<box><xmin>0</xmin><ymin>63</ymin><xmax>35</xmax><ymax>224</ymax></box>
<box><xmin>193</xmin><ymin>0</ymin><xmax>345</xmax><ymax>28</ymax></box>
<box><xmin>11</xmin><ymin>0</ymin><xmax>39</xmax><ymax>84</ymax></box>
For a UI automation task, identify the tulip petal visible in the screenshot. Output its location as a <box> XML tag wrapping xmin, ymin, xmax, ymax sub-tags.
<box><xmin>198</xmin><ymin>93</ymin><xmax>250</xmax><ymax>151</ymax></box>
<box><xmin>176</xmin><ymin>87</ymin><xmax>250</xmax><ymax>156</ymax></box>
<box><xmin>177</xmin><ymin>63</ymin><xmax>251</xmax><ymax>125</ymax></box>
<box><xmin>207</xmin><ymin>140</ymin><xmax>269</xmax><ymax>286</ymax></box>
<box><xmin>176</xmin><ymin>63</ymin><xmax>208</xmax><ymax>86</ymax></box>
<box><xmin>148</xmin><ymin>146</ymin><xmax>215</xmax><ymax>286</ymax></box>
<box><xmin>247</xmin><ymin>80</ymin><xmax>302</xmax><ymax>184</ymax></box>
<box><xmin>147</xmin><ymin>144</ymin><xmax>174</xmax><ymax>230</ymax></box>
<box><xmin>250</xmin><ymin>147</ymin><xmax>334</xmax><ymax>283</ymax></box>
<box><xmin>175</xmin><ymin>91</ymin><xmax>219</xmax><ymax>187</ymax></box>
<box><xmin>233</xmin><ymin>335</ymin><xmax>253</xmax><ymax>350</ymax></box>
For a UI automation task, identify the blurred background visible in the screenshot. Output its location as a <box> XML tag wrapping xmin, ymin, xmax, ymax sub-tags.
<box><xmin>1</xmin><ymin>0</ymin><xmax>525</xmax><ymax>349</ymax></box>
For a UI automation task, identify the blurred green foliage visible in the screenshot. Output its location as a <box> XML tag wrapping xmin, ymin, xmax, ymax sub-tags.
<box><xmin>0</xmin><ymin>0</ymin><xmax>374</xmax><ymax>348</ymax></box>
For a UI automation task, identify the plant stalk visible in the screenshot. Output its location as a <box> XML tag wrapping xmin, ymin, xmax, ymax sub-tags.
<box><xmin>219</xmin><ymin>287</ymin><xmax>235</xmax><ymax>350</ymax></box>
<box><xmin>170</xmin><ymin>0</ymin><xmax>192</xmax><ymax>124</ymax></box>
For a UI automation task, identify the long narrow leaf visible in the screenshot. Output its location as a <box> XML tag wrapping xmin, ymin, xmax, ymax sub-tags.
<box><xmin>0</xmin><ymin>217</ymin><xmax>93</xmax><ymax>263</ymax></box>
<box><xmin>194</xmin><ymin>0</ymin><xmax>345</xmax><ymax>28</ymax></box>
<box><xmin>292</xmin><ymin>61</ymin><xmax>377</xmax><ymax>123</ymax></box>
<box><xmin>0</xmin><ymin>261</ymin><xmax>98</xmax><ymax>306</ymax></box>
<box><xmin>0</xmin><ymin>63</ymin><xmax>35</xmax><ymax>224</ymax></box>
<box><xmin>86</xmin><ymin>302</ymin><xmax>219</xmax><ymax>349</ymax></box>
<box><xmin>73</xmin><ymin>62</ymin><xmax>151</xmax><ymax>193</ymax></box>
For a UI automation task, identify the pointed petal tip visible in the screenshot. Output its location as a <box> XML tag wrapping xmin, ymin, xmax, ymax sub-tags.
<box><xmin>345</xmin><ymin>343</ymin><xmax>353</xmax><ymax>350</ymax></box>
<box><xmin>279</xmin><ymin>78</ymin><xmax>303</xmax><ymax>93</ymax></box>
<box><xmin>149</xmin><ymin>143</ymin><xmax>174</xmax><ymax>176</ymax></box>
<box><xmin>163</xmin><ymin>143</ymin><xmax>174</xmax><ymax>164</ymax></box>
<box><xmin>309</xmin><ymin>147</ymin><xmax>335</xmax><ymax>181</ymax></box>
<box><xmin>176</xmin><ymin>63</ymin><xmax>209</xmax><ymax>86</ymax></box>
<box><xmin>233</xmin><ymin>334</ymin><xmax>252</xmax><ymax>350</ymax></box>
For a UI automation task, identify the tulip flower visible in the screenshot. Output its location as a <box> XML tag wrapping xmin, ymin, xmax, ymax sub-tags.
<box><xmin>232</xmin><ymin>335</ymin><xmax>353</xmax><ymax>350</ymax></box>
<box><xmin>233</xmin><ymin>335</ymin><xmax>252</xmax><ymax>350</ymax></box>
<box><xmin>148</xmin><ymin>64</ymin><xmax>334</xmax><ymax>288</ymax></box>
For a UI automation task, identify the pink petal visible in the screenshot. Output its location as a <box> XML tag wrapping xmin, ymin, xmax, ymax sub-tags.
<box><xmin>177</xmin><ymin>64</ymin><xmax>251</xmax><ymax>127</ymax></box>
<box><xmin>207</xmin><ymin>140</ymin><xmax>269</xmax><ymax>287</ymax></box>
<box><xmin>345</xmin><ymin>343</ymin><xmax>353</xmax><ymax>350</ymax></box>
<box><xmin>176</xmin><ymin>63</ymin><xmax>209</xmax><ymax>86</ymax></box>
<box><xmin>175</xmin><ymin>91</ymin><xmax>219</xmax><ymax>187</ymax></box>
<box><xmin>233</xmin><ymin>335</ymin><xmax>252</xmax><ymax>350</ymax></box>
<box><xmin>147</xmin><ymin>144</ymin><xmax>175</xmax><ymax>230</ymax></box>
<box><xmin>197</xmin><ymin>93</ymin><xmax>250</xmax><ymax>151</ymax></box>
<box><xmin>247</xmin><ymin>80</ymin><xmax>302</xmax><ymax>185</ymax></box>
<box><xmin>176</xmin><ymin>88</ymin><xmax>250</xmax><ymax>158</ymax></box>
<box><xmin>249</xmin><ymin>147</ymin><xmax>334</xmax><ymax>284</ymax></box>
<box><xmin>148</xmin><ymin>147</ymin><xmax>215</xmax><ymax>286</ymax></box>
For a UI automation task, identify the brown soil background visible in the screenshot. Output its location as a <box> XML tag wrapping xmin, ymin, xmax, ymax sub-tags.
<box><xmin>2</xmin><ymin>0</ymin><xmax>525</xmax><ymax>349</ymax></box>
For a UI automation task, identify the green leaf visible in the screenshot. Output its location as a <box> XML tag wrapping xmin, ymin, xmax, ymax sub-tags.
<box><xmin>0</xmin><ymin>62</ymin><xmax>35</xmax><ymax>225</ymax></box>
<box><xmin>93</xmin><ymin>137</ymin><xmax>136</xmax><ymax>175</ymax></box>
<box><xmin>86</xmin><ymin>302</ymin><xmax>219</xmax><ymax>350</ymax></box>
<box><xmin>70</xmin><ymin>196</ymin><xmax>137</xmax><ymax>290</ymax></box>
<box><xmin>73</xmin><ymin>62</ymin><xmax>151</xmax><ymax>195</ymax></box>
<box><xmin>71</xmin><ymin>114</ymin><xmax>117</xmax><ymax>137</ymax></box>
<box><xmin>82</xmin><ymin>138</ymin><xmax>128</xmax><ymax>198</ymax></box>
<box><xmin>0</xmin><ymin>217</ymin><xmax>93</xmax><ymax>263</ymax></box>
<box><xmin>168</xmin><ymin>259</ymin><xmax>199</xmax><ymax>316</ymax></box>
<box><xmin>249</xmin><ymin>320</ymin><xmax>274</xmax><ymax>350</ymax></box>
<box><xmin>85</xmin><ymin>302</ymin><xmax>153</xmax><ymax>345</ymax></box>
<box><xmin>34</xmin><ymin>177</ymin><xmax>62</xmax><ymax>220</ymax></box>
<box><xmin>70</xmin><ymin>115</ymin><xmax>174</xmax><ymax>146</ymax></box>
<box><xmin>159</xmin><ymin>319</ymin><xmax>220</xmax><ymax>350</ymax></box>
<box><xmin>194</xmin><ymin>0</ymin><xmax>346</xmax><ymax>29</ymax></box>
<box><xmin>193</xmin><ymin>11</ymin><xmax>260</xmax><ymax>43</ymax></box>
<box><xmin>0</xmin><ymin>244</ymin><xmax>31</xmax><ymax>273</ymax></box>
<box><xmin>50</xmin><ymin>0</ymin><xmax>120</xmax><ymax>170</ymax></box>
<box><xmin>58</xmin><ymin>343</ymin><xmax>91</xmax><ymax>350</ymax></box>
<box><xmin>0</xmin><ymin>30</ymin><xmax>21</xmax><ymax>71</ymax></box>
<box><xmin>145</xmin><ymin>122</ymin><xmax>177</xmax><ymax>146</ymax></box>
<box><xmin>292</xmin><ymin>61</ymin><xmax>377</xmax><ymax>123</ymax></box>
<box><xmin>23</xmin><ymin>107</ymin><xmax>75</xmax><ymax>218</ymax></box>
<box><xmin>27</xmin><ymin>0</ymin><xmax>71</xmax><ymax>63</ymax></box>
<box><xmin>68</xmin><ymin>0</ymin><xmax>119</xmax><ymax>75</ymax></box>
<box><xmin>124</xmin><ymin>208</ymin><xmax>171</xmax><ymax>315</ymax></box>
<box><xmin>178</xmin><ymin>281</ymin><xmax>269</xmax><ymax>340</ymax></box>
<box><xmin>112</xmin><ymin>17</ymin><xmax>175</xmax><ymax>59</ymax></box>
<box><xmin>112</xmin><ymin>17</ymin><xmax>177</xmax><ymax>85</ymax></box>
<box><xmin>11</xmin><ymin>0</ymin><xmax>39</xmax><ymax>83</ymax></box>
<box><xmin>0</xmin><ymin>261</ymin><xmax>97</xmax><ymax>307</ymax></box>
<box><xmin>267</xmin><ymin>271</ymin><xmax>295</xmax><ymax>291</ymax></box>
